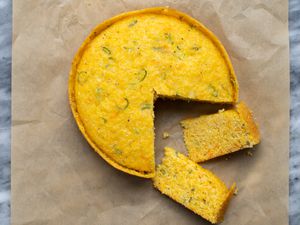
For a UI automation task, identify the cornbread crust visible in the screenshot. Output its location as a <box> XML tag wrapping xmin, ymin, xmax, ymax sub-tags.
<box><xmin>181</xmin><ymin>102</ymin><xmax>260</xmax><ymax>163</ymax></box>
<box><xmin>236</xmin><ymin>102</ymin><xmax>260</xmax><ymax>143</ymax></box>
<box><xmin>153</xmin><ymin>147</ymin><xmax>235</xmax><ymax>224</ymax></box>
<box><xmin>69</xmin><ymin>7</ymin><xmax>239</xmax><ymax>178</ymax></box>
<box><xmin>216</xmin><ymin>184</ymin><xmax>236</xmax><ymax>223</ymax></box>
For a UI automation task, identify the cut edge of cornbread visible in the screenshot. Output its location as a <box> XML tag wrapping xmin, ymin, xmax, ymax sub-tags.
<box><xmin>153</xmin><ymin>147</ymin><xmax>236</xmax><ymax>224</ymax></box>
<box><xmin>180</xmin><ymin>101</ymin><xmax>260</xmax><ymax>163</ymax></box>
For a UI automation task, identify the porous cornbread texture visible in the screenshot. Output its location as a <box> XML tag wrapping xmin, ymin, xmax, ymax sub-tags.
<box><xmin>181</xmin><ymin>102</ymin><xmax>260</xmax><ymax>162</ymax></box>
<box><xmin>70</xmin><ymin>7</ymin><xmax>239</xmax><ymax>177</ymax></box>
<box><xmin>153</xmin><ymin>147</ymin><xmax>235</xmax><ymax>224</ymax></box>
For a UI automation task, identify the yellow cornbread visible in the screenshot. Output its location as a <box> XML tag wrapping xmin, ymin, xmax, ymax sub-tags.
<box><xmin>181</xmin><ymin>102</ymin><xmax>260</xmax><ymax>162</ymax></box>
<box><xmin>153</xmin><ymin>147</ymin><xmax>235</xmax><ymax>224</ymax></box>
<box><xmin>69</xmin><ymin>7</ymin><xmax>239</xmax><ymax>178</ymax></box>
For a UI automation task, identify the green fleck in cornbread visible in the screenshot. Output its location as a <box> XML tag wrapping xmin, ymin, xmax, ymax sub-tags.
<box><xmin>153</xmin><ymin>147</ymin><xmax>235</xmax><ymax>224</ymax></box>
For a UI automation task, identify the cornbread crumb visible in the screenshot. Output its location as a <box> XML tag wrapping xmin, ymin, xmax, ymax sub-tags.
<box><xmin>162</xmin><ymin>132</ymin><xmax>170</xmax><ymax>139</ymax></box>
<box><xmin>225</xmin><ymin>155</ymin><xmax>232</xmax><ymax>161</ymax></box>
<box><xmin>246</xmin><ymin>151</ymin><xmax>253</xmax><ymax>157</ymax></box>
<box><xmin>181</xmin><ymin>102</ymin><xmax>260</xmax><ymax>162</ymax></box>
<box><xmin>234</xmin><ymin>187</ymin><xmax>239</xmax><ymax>195</ymax></box>
<box><xmin>153</xmin><ymin>147</ymin><xmax>235</xmax><ymax>224</ymax></box>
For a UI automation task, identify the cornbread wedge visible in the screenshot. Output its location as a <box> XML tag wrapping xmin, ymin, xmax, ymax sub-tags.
<box><xmin>69</xmin><ymin>7</ymin><xmax>239</xmax><ymax>178</ymax></box>
<box><xmin>181</xmin><ymin>102</ymin><xmax>260</xmax><ymax>162</ymax></box>
<box><xmin>153</xmin><ymin>147</ymin><xmax>235</xmax><ymax>224</ymax></box>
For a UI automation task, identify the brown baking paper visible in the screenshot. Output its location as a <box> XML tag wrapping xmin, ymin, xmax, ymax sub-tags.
<box><xmin>12</xmin><ymin>0</ymin><xmax>289</xmax><ymax>224</ymax></box>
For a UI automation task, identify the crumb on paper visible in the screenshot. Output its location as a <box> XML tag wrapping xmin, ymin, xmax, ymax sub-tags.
<box><xmin>247</xmin><ymin>151</ymin><xmax>253</xmax><ymax>156</ymax></box>
<box><xmin>234</xmin><ymin>187</ymin><xmax>239</xmax><ymax>195</ymax></box>
<box><xmin>225</xmin><ymin>155</ymin><xmax>232</xmax><ymax>160</ymax></box>
<box><xmin>218</xmin><ymin>108</ymin><xmax>225</xmax><ymax>113</ymax></box>
<box><xmin>163</xmin><ymin>132</ymin><xmax>170</xmax><ymax>139</ymax></box>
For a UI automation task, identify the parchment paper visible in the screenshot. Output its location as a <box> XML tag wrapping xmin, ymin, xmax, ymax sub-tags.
<box><xmin>12</xmin><ymin>0</ymin><xmax>289</xmax><ymax>224</ymax></box>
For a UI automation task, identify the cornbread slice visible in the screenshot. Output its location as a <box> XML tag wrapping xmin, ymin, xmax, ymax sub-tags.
<box><xmin>181</xmin><ymin>102</ymin><xmax>260</xmax><ymax>162</ymax></box>
<box><xmin>153</xmin><ymin>147</ymin><xmax>235</xmax><ymax>224</ymax></box>
<box><xmin>69</xmin><ymin>7</ymin><xmax>239</xmax><ymax>178</ymax></box>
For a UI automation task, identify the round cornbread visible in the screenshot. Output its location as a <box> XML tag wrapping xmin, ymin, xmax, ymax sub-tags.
<box><xmin>69</xmin><ymin>7</ymin><xmax>239</xmax><ymax>178</ymax></box>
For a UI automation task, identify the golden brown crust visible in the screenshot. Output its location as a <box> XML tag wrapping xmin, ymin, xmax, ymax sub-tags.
<box><xmin>236</xmin><ymin>102</ymin><xmax>260</xmax><ymax>144</ymax></box>
<box><xmin>216</xmin><ymin>183</ymin><xmax>236</xmax><ymax>223</ymax></box>
<box><xmin>69</xmin><ymin>7</ymin><xmax>239</xmax><ymax>178</ymax></box>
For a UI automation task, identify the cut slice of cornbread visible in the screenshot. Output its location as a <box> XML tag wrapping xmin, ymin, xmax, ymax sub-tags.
<box><xmin>153</xmin><ymin>147</ymin><xmax>235</xmax><ymax>224</ymax></box>
<box><xmin>181</xmin><ymin>102</ymin><xmax>260</xmax><ymax>162</ymax></box>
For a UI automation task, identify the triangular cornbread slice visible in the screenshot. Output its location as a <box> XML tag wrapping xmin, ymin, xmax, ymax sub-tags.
<box><xmin>153</xmin><ymin>147</ymin><xmax>235</xmax><ymax>224</ymax></box>
<box><xmin>69</xmin><ymin>7</ymin><xmax>239</xmax><ymax>178</ymax></box>
<box><xmin>181</xmin><ymin>102</ymin><xmax>260</xmax><ymax>162</ymax></box>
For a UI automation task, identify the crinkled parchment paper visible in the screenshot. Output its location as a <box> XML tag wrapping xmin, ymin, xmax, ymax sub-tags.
<box><xmin>12</xmin><ymin>0</ymin><xmax>289</xmax><ymax>224</ymax></box>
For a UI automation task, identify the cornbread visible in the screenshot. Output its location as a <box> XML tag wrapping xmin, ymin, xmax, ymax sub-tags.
<box><xmin>153</xmin><ymin>147</ymin><xmax>235</xmax><ymax>224</ymax></box>
<box><xmin>69</xmin><ymin>7</ymin><xmax>239</xmax><ymax>178</ymax></box>
<box><xmin>163</xmin><ymin>132</ymin><xmax>170</xmax><ymax>139</ymax></box>
<box><xmin>181</xmin><ymin>102</ymin><xmax>260</xmax><ymax>162</ymax></box>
